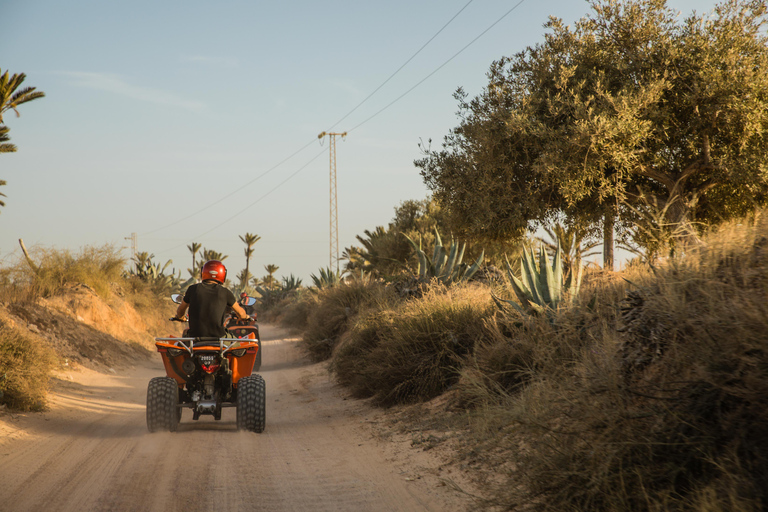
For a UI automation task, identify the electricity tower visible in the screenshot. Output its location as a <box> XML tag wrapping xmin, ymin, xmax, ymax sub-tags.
<box><xmin>317</xmin><ymin>131</ymin><xmax>347</xmax><ymax>273</ymax></box>
<box><xmin>124</xmin><ymin>232</ymin><xmax>137</xmax><ymax>272</ymax></box>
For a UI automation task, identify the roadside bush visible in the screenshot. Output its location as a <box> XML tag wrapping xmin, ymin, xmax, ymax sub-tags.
<box><xmin>0</xmin><ymin>323</ymin><xmax>57</xmax><ymax>411</ymax></box>
<box><xmin>332</xmin><ymin>284</ymin><xmax>495</xmax><ymax>406</ymax></box>
<box><xmin>301</xmin><ymin>280</ymin><xmax>397</xmax><ymax>361</ymax></box>
<box><xmin>484</xmin><ymin>215</ymin><xmax>768</xmax><ymax>511</ymax></box>
<box><xmin>257</xmin><ymin>291</ymin><xmax>313</xmax><ymax>331</ymax></box>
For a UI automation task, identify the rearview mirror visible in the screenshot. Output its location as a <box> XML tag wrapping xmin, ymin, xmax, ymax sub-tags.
<box><xmin>171</xmin><ymin>293</ymin><xmax>183</xmax><ymax>304</ymax></box>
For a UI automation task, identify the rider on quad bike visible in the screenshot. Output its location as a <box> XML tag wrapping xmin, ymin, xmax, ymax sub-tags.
<box><xmin>239</xmin><ymin>291</ymin><xmax>257</xmax><ymax>319</ymax></box>
<box><xmin>148</xmin><ymin>259</ymin><xmax>265</xmax><ymax>434</ymax></box>
<box><xmin>173</xmin><ymin>260</ymin><xmax>249</xmax><ymax>335</ymax></box>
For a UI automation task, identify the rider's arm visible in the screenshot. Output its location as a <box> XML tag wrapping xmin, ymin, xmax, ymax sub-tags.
<box><xmin>174</xmin><ymin>300</ymin><xmax>190</xmax><ymax>321</ymax></box>
<box><xmin>231</xmin><ymin>302</ymin><xmax>249</xmax><ymax>321</ymax></box>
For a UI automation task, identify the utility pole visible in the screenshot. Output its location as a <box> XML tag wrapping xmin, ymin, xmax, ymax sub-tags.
<box><xmin>124</xmin><ymin>232</ymin><xmax>137</xmax><ymax>272</ymax></box>
<box><xmin>317</xmin><ymin>131</ymin><xmax>347</xmax><ymax>273</ymax></box>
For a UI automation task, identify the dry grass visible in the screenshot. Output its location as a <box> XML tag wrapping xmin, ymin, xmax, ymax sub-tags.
<box><xmin>332</xmin><ymin>284</ymin><xmax>495</xmax><ymax>406</ymax></box>
<box><xmin>301</xmin><ymin>280</ymin><xmax>398</xmax><ymax>361</ymax></box>
<box><xmin>0</xmin><ymin>323</ymin><xmax>57</xmax><ymax>411</ymax></box>
<box><xmin>466</xmin><ymin>215</ymin><xmax>768</xmax><ymax>511</ymax></box>
<box><xmin>0</xmin><ymin>245</ymin><xmax>125</xmax><ymax>303</ymax></box>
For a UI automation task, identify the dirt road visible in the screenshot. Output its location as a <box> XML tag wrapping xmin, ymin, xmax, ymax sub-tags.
<box><xmin>0</xmin><ymin>325</ymin><xmax>468</xmax><ymax>512</ymax></box>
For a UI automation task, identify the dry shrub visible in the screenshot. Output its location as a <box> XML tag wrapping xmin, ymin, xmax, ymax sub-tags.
<box><xmin>457</xmin><ymin>267</ymin><xmax>628</xmax><ymax>408</ymax></box>
<box><xmin>332</xmin><ymin>284</ymin><xmax>495</xmax><ymax>406</ymax></box>
<box><xmin>258</xmin><ymin>291</ymin><xmax>313</xmax><ymax>331</ymax></box>
<box><xmin>487</xmin><ymin>215</ymin><xmax>768</xmax><ymax>511</ymax></box>
<box><xmin>301</xmin><ymin>280</ymin><xmax>397</xmax><ymax>361</ymax></box>
<box><xmin>0</xmin><ymin>245</ymin><xmax>125</xmax><ymax>303</ymax></box>
<box><xmin>0</xmin><ymin>323</ymin><xmax>57</xmax><ymax>411</ymax></box>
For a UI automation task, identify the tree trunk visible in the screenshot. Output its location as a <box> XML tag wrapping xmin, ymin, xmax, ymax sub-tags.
<box><xmin>603</xmin><ymin>210</ymin><xmax>615</xmax><ymax>271</ymax></box>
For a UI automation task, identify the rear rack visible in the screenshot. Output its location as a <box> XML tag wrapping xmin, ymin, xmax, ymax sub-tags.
<box><xmin>154</xmin><ymin>337</ymin><xmax>253</xmax><ymax>356</ymax></box>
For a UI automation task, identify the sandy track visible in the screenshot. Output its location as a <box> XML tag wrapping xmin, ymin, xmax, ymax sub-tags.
<box><xmin>0</xmin><ymin>325</ymin><xmax>466</xmax><ymax>512</ymax></box>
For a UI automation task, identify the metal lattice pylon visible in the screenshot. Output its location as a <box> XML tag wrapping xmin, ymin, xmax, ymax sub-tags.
<box><xmin>318</xmin><ymin>131</ymin><xmax>347</xmax><ymax>273</ymax></box>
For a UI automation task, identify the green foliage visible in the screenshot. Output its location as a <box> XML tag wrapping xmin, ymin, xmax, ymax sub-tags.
<box><xmin>417</xmin><ymin>0</ymin><xmax>768</xmax><ymax>260</ymax></box>
<box><xmin>310</xmin><ymin>267</ymin><xmax>341</xmax><ymax>290</ymax></box>
<box><xmin>1</xmin><ymin>67</ymin><xmax>45</xmax><ymax>211</ymax></box>
<box><xmin>537</xmin><ymin>222</ymin><xmax>600</xmax><ymax>279</ymax></box>
<box><xmin>0</xmin><ymin>125</ymin><xmax>15</xmax><ymax>154</ymax></box>
<box><xmin>403</xmin><ymin>228</ymin><xmax>484</xmax><ymax>285</ymax></box>
<box><xmin>186</xmin><ymin>242</ymin><xmax>201</xmax><ymax>278</ymax></box>
<box><xmin>281</xmin><ymin>274</ymin><xmax>302</xmax><ymax>291</ymax></box>
<box><xmin>253</xmin><ymin>273</ymin><xmax>303</xmax><ymax>310</ymax></box>
<box><xmin>260</xmin><ymin>263</ymin><xmax>280</xmax><ymax>290</ymax></box>
<box><xmin>239</xmin><ymin>232</ymin><xmax>261</xmax><ymax>284</ymax></box>
<box><xmin>128</xmin><ymin>251</ymin><xmax>193</xmax><ymax>294</ymax></box>
<box><xmin>201</xmin><ymin>248</ymin><xmax>227</xmax><ymax>263</ymax></box>
<box><xmin>0</xmin><ymin>68</ymin><xmax>45</xmax><ymax>124</ymax></box>
<box><xmin>498</xmin><ymin>242</ymin><xmax>583</xmax><ymax>315</ymax></box>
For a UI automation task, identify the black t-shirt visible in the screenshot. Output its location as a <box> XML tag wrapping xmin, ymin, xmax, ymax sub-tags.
<box><xmin>183</xmin><ymin>282</ymin><xmax>236</xmax><ymax>337</ymax></box>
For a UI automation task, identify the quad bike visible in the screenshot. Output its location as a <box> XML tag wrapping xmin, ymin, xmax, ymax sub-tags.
<box><xmin>146</xmin><ymin>295</ymin><xmax>265</xmax><ymax>433</ymax></box>
<box><xmin>225</xmin><ymin>295</ymin><xmax>262</xmax><ymax>371</ymax></box>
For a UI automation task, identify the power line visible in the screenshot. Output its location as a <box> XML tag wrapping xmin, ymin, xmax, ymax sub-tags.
<box><xmin>328</xmin><ymin>0</ymin><xmax>475</xmax><ymax>131</ymax></box>
<box><xmin>349</xmin><ymin>0</ymin><xmax>528</xmax><ymax>133</ymax></box>
<box><xmin>145</xmin><ymin>0</ymin><xmax>529</xmax><ymax>256</ymax></box>
<box><xmin>142</xmin><ymin>1</ymin><xmax>476</xmax><ymax>239</ymax></box>
<box><xmin>141</xmin><ymin>137</ymin><xmax>317</xmax><ymax>236</ymax></box>
<box><xmin>154</xmin><ymin>147</ymin><xmax>328</xmax><ymax>256</ymax></box>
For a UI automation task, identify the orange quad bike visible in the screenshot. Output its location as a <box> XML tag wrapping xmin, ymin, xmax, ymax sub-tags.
<box><xmin>225</xmin><ymin>294</ymin><xmax>262</xmax><ymax>371</ymax></box>
<box><xmin>146</xmin><ymin>294</ymin><xmax>265</xmax><ymax>433</ymax></box>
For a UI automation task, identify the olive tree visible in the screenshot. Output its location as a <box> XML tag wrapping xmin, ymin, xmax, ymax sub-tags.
<box><xmin>417</xmin><ymin>0</ymin><xmax>768</xmax><ymax>269</ymax></box>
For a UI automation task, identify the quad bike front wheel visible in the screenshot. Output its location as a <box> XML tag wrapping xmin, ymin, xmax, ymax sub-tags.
<box><xmin>147</xmin><ymin>377</ymin><xmax>180</xmax><ymax>432</ymax></box>
<box><xmin>236</xmin><ymin>375</ymin><xmax>266</xmax><ymax>433</ymax></box>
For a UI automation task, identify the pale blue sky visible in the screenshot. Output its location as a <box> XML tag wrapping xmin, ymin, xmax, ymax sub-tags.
<box><xmin>1</xmin><ymin>0</ymin><xmax>721</xmax><ymax>282</ymax></box>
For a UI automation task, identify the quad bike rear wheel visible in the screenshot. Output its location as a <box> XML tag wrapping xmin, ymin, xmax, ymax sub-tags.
<box><xmin>236</xmin><ymin>375</ymin><xmax>266</xmax><ymax>433</ymax></box>
<box><xmin>147</xmin><ymin>377</ymin><xmax>180</xmax><ymax>432</ymax></box>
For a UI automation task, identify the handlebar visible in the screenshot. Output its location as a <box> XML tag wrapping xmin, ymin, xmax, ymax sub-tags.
<box><xmin>169</xmin><ymin>317</ymin><xmax>187</xmax><ymax>322</ymax></box>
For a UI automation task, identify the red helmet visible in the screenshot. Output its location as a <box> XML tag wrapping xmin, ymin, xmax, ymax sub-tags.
<box><xmin>201</xmin><ymin>260</ymin><xmax>227</xmax><ymax>284</ymax></box>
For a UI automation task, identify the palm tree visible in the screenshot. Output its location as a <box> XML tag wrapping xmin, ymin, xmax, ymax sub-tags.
<box><xmin>202</xmin><ymin>249</ymin><xmax>227</xmax><ymax>262</ymax></box>
<box><xmin>0</xmin><ymin>69</ymin><xmax>45</xmax><ymax>124</ymax></box>
<box><xmin>238</xmin><ymin>232</ymin><xmax>261</xmax><ymax>285</ymax></box>
<box><xmin>0</xmin><ymin>125</ymin><xmax>16</xmax><ymax>153</ymax></box>
<box><xmin>263</xmin><ymin>264</ymin><xmax>279</xmax><ymax>290</ymax></box>
<box><xmin>0</xmin><ymin>179</ymin><xmax>6</xmax><ymax>209</ymax></box>
<box><xmin>187</xmin><ymin>242</ymin><xmax>201</xmax><ymax>278</ymax></box>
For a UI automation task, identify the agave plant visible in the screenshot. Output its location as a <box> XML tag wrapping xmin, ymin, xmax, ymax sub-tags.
<box><xmin>310</xmin><ymin>267</ymin><xmax>341</xmax><ymax>290</ymax></box>
<box><xmin>128</xmin><ymin>252</ymin><xmax>194</xmax><ymax>293</ymax></box>
<box><xmin>402</xmin><ymin>228</ymin><xmax>484</xmax><ymax>285</ymax></box>
<box><xmin>281</xmin><ymin>274</ymin><xmax>303</xmax><ymax>291</ymax></box>
<box><xmin>497</xmin><ymin>242</ymin><xmax>582</xmax><ymax>315</ymax></box>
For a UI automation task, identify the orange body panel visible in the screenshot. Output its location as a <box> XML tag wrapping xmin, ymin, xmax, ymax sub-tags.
<box><xmin>156</xmin><ymin>337</ymin><xmax>259</xmax><ymax>387</ymax></box>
